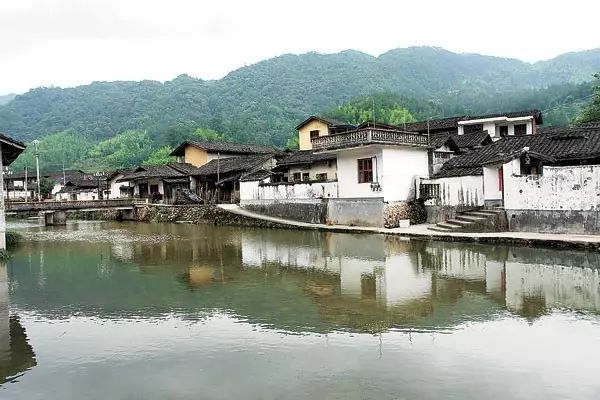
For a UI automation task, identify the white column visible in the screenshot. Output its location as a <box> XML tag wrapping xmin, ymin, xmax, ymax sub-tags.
<box><xmin>0</xmin><ymin>143</ymin><xmax>6</xmax><ymax>250</ymax></box>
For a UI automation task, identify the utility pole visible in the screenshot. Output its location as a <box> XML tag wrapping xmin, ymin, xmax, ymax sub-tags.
<box><xmin>33</xmin><ymin>140</ymin><xmax>41</xmax><ymax>201</ymax></box>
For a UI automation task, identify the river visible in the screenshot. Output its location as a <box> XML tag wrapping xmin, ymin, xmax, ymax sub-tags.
<box><xmin>1</xmin><ymin>220</ymin><xmax>599</xmax><ymax>399</ymax></box>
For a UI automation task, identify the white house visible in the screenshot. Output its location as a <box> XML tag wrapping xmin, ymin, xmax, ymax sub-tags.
<box><xmin>311</xmin><ymin>124</ymin><xmax>430</xmax><ymax>227</ymax></box>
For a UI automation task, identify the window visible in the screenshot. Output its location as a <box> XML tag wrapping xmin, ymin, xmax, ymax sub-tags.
<box><xmin>302</xmin><ymin>172</ymin><xmax>310</xmax><ymax>181</ymax></box>
<box><xmin>419</xmin><ymin>183</ymin><xmax>440</xmax><ymax>200</ymax></box>
<box><xmin>315</xmin><ymin>173</ymin><xmax>328</xmax><ymax>181</ymax></box>
<box><xmin>433</xmin><ymin>151</ymin><xmax>453</xmax><ymax>165</ymax></box>
<box><xmin>520</xmin><ymin>153</ymin><xmax>542</xmax><ymax>175</ymax></box>
<box><xmin>150</xmin><ymin>184</ymin><xmax>159</xmax><ymax>194</ymax></box>
<box><xmin>463</xmin><ymin>123</ymin><xmax>484</xmax><ymax>134</ymax></box>
<box><xmin>357</xmin><ymin>158</ymin><xmax>373</xmax><ymax>183</ymax></box>
<box><xmin>499</xmin><ymin>126</ymin><xmax>508</xmax><ymax>138</ymax></box>
<box><xmin>514</xmin><ymin>124</ymin><xmax>527</xmax><ymax>136</ymax></box>
<box><xmin>292</xmin><ymin>172</ymin><xmax>301</xmax><ymax>182</ymax></box>
<box><xmin>310</xmin><ymin>130</ymin><xmax>320</xmax><ymax>140</ymax></box>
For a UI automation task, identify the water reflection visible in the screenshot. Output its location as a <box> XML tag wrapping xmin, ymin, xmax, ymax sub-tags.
<box><xmin>0</xmin><ymin>262</ymin><xmax>36</xmax><ymax>384</ymax></box>
<box><xmin>2</xmin><ymin>221</ymin><xmax>600</xmax><ymax>399</ymax></box>
<box><xmin>7</xmin><ymin>221</ymin><xmax>600</xmax><ymax>332</ymax></box>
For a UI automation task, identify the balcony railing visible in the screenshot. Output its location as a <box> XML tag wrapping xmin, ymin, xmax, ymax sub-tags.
<box><xmin>312</xmin><ymin>128</ymin><xmax>429</xmax><ymax>151</ymax></box>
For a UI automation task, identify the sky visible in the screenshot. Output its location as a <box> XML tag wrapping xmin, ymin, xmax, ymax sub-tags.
<box><xmin>1</xmin><ymin>0</ymin><xmax>599</xmax><ymax>94</ymax></box>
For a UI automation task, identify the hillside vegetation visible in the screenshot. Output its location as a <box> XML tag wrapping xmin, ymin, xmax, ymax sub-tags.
<box><xmin>1</xmin><ymin>46</ymin><xmax>599</xmax><ymax>170</ymax></box>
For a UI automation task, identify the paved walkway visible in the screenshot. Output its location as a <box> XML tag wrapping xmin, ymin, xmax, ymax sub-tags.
<box><xmin>218</xmin><ymin>204</ymin><xmax>600</xmax><ymax>250</ymax></box>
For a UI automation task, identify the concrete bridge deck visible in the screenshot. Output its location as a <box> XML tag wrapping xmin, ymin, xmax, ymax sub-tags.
<box><xmin>6</xmin><ymin>199</ymin><xmax>139</xmax><ymax>212</ymax></box>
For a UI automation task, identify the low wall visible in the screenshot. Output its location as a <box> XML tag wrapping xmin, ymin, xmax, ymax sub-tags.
<box><xmin>420</xmin><ymin>175</ymin><xmax>484</xmax><ymax>223</ymax></box>
<box><xmin>241</xmin><ymin>199</ymin><xmax>326</xmax><ymax>224</ymax></box>
<box><xmin>240</xmin><ymin>181</ymin><xmax>338</xmax><ymax>202</ymax></box>
<box><xmin>327</xmin><ymin>198</ymin><xmax>384</xmax><ymax>227</ymax></box>
<box><xmin>507</xmin><ymin>210</ymin><xmax>600</xmax><ymax>234</ymax></box>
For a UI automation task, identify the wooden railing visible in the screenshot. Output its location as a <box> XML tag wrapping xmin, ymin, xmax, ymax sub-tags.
<box><xmin>312</xmin><ymin>128</ymin><xmax>429</xmax><ymax>151</ymax></box>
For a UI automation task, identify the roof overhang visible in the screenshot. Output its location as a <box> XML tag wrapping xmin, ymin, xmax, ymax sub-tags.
<box><xmin>458</xmin><ymin>116</ymin><xmax>533</xmax><ymax>125</ymax></box>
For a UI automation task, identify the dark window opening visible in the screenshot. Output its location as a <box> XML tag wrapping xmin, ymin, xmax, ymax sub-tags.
<box><xmin>315</xmin><ymin>173</ymin><xmax>327</xmax><ymax>181</ymax></box>
<box><xmin>514</xmin><ymin>124</ymin><xmax>527</xmax><ymax>136</ymax></box>
<box><xmin>357</xmin><ymin>158</ymin><xmax>373</xmax><ymax>183</ymax></box>
<box><xmin>292</xmin><ymin>172</ymin><xmax>301</xmax><ymax>182</ymax></box>
<box><xmin>520</xmin><ymin>154</ymin><xmax>543</xmax><ymax>175</ymax></box>
<box><xmin>150</xmin><ymin>184</ymin><xmax>159</xmax><ymax>194</ymax></box>
<box><xmin>499</xmin><ymin>126</ymin><xmax>509</xmax><ymax>138</ymax></box>
<box><xmin>463</xmin><ymin>123</ymin><xmax>484</xmax><ymax>134</ymax></box>
<box><xmin>302</xmin><ymin>172</ymin><xmax>310</xmax><ymax>181</ymax></box>
<box><xmin>310</xmin><ymin>130</ymin><xmax>320</xmax><ymax>140</ymax></box>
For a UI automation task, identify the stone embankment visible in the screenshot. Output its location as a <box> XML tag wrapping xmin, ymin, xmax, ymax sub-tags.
<box><xmin>112</xmin><ymin>204</ymin><xmax>297</xmax><ymax>229</ymax></box>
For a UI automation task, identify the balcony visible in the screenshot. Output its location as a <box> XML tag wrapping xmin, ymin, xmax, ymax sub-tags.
<box><xmin>311</xmin><ymin>128</ymin><xmax>429</xmax><ymax>151</ymax></box>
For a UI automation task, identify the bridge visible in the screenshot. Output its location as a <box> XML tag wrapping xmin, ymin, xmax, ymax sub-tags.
<box><xmin>5</xmin><ymin>199</ymin><xmax>143</xmax><ymax>225</ymax></box>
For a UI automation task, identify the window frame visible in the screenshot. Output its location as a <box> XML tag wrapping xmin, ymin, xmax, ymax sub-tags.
<box><xmin>357</xmin><ymin>158</ymin><xmax>374</xmax><ymax>183</ymax></box>
<box><xmin>514</xmin><ymin>124</ymin><xmax>527</xmax><ymax>136</ymax></box>
<box><xmin>309</xmin><ymin>130</ymin><xmax>320</xmax><ymax>140</ymax></box>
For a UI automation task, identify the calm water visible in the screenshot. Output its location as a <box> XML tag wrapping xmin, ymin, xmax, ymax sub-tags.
<box><xmin>1</xmin><ymin>220</ymin><xmax>599</xmax><ymax>400</ymax></box>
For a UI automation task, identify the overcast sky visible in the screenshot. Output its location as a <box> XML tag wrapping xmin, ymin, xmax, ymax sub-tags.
<box><xmin>1</xmin><ymin>0</ymin><xmax>599</xmax><ymax>94</ymax></box>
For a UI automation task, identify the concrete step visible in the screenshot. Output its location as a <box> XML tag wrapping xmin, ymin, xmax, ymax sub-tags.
<box><xmin>464</xmin><ymin>211</ymin><xmax>498</xmax><ymax>218</ymax></box>
<box><xmin>454</xmin><ymin>215</ymin><xmax>487</xmax><ymax>223</ymax></box>
<box><xmin>435</xmin><ymin>221</ymin><xmax>463</xmax><ymax>230</ymax></box>
<box><xmin>446</xmin><ymin>219</ymin><xmax>475</xmax><ymax>227</ymax></box>
<box><xmin>428</xmin><ymin>226</ymin><xmax>453</xmax><ymax>232</ymax></box>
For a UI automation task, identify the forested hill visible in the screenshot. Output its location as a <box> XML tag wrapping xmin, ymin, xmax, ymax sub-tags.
<box><xmin>1</xmin><ymin>46</ymin><xmax>599</xmax><ymax>147</ymax></box>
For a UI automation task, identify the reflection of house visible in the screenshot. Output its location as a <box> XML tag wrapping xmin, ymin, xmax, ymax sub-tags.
<box><xmin>0</xmin><ymin>263</ymin><xmax>36</xmax><ymax>383</ymax></box>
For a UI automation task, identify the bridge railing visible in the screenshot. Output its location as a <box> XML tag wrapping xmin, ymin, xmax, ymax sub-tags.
<box><xmin>6</xmin><ymin>198</ymin><xmax>138</xmax><ymax>212</ymax></box>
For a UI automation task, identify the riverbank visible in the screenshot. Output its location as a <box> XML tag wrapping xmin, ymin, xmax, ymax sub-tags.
<box><xmin>38</xmin><ymin>203</ymin><xmax>600</xmax><ymax>251</ymax></box>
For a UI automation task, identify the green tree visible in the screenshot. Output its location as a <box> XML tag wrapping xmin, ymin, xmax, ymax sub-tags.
<box><xmin>11</xmin><ymin>130</ymin><xmax>90</xmax><ymax>172</ymax></box>
<box><xmin>194</xmin><ymin>127</ymin><xmax>224</xmax><ymax>141</ymax></box>
<box><xmin>39</xmin><ymin>177</ymin><xmax>55</xmax><ymax>199</ymax></box>
<box><xmin>326</xmin><ymin>93</ymin><xmax>416</xmax><ymax>126</ymax></box>
<box><xmin>286</xmin><ymin>135</ymin><xmax>299</xmax><ymax>150</ymax></box>
<box><xmin>578</xmin><ymin>73</ymin><xmax>600</xmax><ymax>123</ymax></box>
<box><xmin>143</xmin><ymin>146</ymin><xmax>176</xmax><ymax>165</ymax></box>
<box><xmin>87</xmin><ymin>130</ymin><xmax>154</xmax><ymax>169</ymax></box>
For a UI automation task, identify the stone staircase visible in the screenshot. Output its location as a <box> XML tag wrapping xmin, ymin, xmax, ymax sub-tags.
<box><xmin>429</xmin><ymin>208</ymin><xmax>507</xmax><ymax>233</ymax></box>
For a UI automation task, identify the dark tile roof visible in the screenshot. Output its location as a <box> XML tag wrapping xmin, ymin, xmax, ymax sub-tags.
<box><xmin>439</xmin><ymin>126</ymin><xmax>600</xmax><ymax>173</ymax></box>
<box><xmin>404</xmin><ymin>110</ymin><xmax>542</xmax><ymax>133</ymax></box>
<box><xmin>170</xmin><ymin>140</ymin><xmax>277</xmax><ymax>157</ymax></box>
<box><xmin>194</xmin><ymin>154</ymin><xmax>273</xmax><ymax>177</ymax></box>
<box><xmin>120</xmin><ymin>164</ymin><xmax>187</xmax><ymax>181</ymax></box>
<box><xmin>0</xmin><ymin>133</ymin><xmax>26</xmax><ymax>166</ymax></box>
<box><xmin>452</xmin><ymin>131</ymin><xmax>492</xmax><ymax>150</ymax></box>
<box><xmin>403</xmin><ymin>116</ymin><xmax>466</xmax><ymax>133</ymax></box>
<box><xmin>429</xmin><ymin>131</ymin><xmax>490</xmax><ymax>152</ymax></box>
<box><xmin>432</xmin><ymin>166</ymin><xmax>483</xmax><ymax>178</ymax></box>
<box><xmin>167</xmin><ymin>163</ymin><xmax>204</xmax><ymax>175</ymax></box>
<box><xmin>240</xmin><ymin>169</ymin><xmax>273</xmax><ymax>182</ymax></box>
<box><xmin>277</xmin><ymin>150</ymin><xmax>336</xmax><ymax>166</ymax></box>
<box><xmin>295</xmin><ymin>116</ymin><xmax>356</xmax><ymax>130</ymax></box>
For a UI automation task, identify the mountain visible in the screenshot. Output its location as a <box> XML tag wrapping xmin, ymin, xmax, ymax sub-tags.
<box><xmin>0</xmin><ymin>93</ymin><xmax>16</xmax><ymax>105</ymax></box>
<box><xmin>0</xmin><ymin>46</ymin><xmax>598</xmax><ymax>148</ymax></box>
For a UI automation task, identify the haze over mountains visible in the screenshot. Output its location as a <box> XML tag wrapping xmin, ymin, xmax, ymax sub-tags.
<box><xmin>0</xmin><ymin>46</ymin><xmax>599</xmax><ymax>147</ymax></box>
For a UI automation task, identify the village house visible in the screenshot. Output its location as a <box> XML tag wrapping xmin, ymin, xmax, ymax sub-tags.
<box><xmin>170</xmin><ymin>140</ymin><xmax>276</xmax><ymax>167</ymax></box>
<box><xmin>403</xmin><ymin>110</ymin><xmax>543</xmax><ymax>140</ymax></box>
<box><xmin>423</xmin><ymin>123</ymin><xmax>600</xmax><ymax>234</ymax></box>
<box><xmin>240</xmin><ymin>109</ymin><xmax>545</xmax><ymax>228</ymax></box>
<box><xmin>118</xmin><ymin>164</ymin><xmax>202</xmax><ymax>204</ymax></box>
<box><xmin>107</xmin><ymin>169</ymin><xmax>133</xmax><ymax>199</ymax></box>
